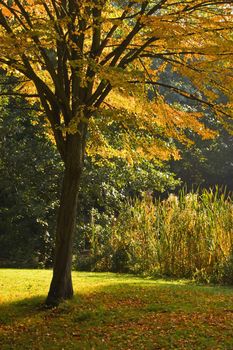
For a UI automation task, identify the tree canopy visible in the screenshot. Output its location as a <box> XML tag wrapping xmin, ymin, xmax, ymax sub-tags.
<box><xmin>0</xmin><ymin>0</ymin><xmax>232</xmax><ymax>160</ymax></box>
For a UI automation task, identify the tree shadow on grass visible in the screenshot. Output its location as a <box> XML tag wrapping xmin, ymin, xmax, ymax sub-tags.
<box><xmin>0</xmin><ymin>277</ymin><xmax>231</xmax><ymax>328</ymax></box>
<box><xmin>0</xmin><ymin>295</ymin><xmax>45</xmax><ymax>325</ymax></box>
<box><xmin>0</xmin><ymin>280</ymin><xmax>169</xmax><ymax>325</ymax></box>
<box><xmin>1</xmin><ymin>280</ymin><xmax>233</xmax><ymax>350</ymax></box>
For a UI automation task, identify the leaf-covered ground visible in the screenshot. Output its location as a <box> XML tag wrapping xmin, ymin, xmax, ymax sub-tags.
<box><xmin>1</xmin><ymin>270</ymin><xmax>233</xmax><ymax>349</ymax></box>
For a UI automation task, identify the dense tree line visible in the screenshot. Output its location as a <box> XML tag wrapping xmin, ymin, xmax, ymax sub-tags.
<box><xmin>0</xmin><ymin>92</ymin><xmax>62</xmax><ymax>267</ymax></box>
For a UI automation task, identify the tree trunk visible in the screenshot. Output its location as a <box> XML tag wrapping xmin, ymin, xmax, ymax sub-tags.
<box><xmin>46</xmin><ymin>133</ymin><xmax>84</xmax><ymax>306</ymax></box>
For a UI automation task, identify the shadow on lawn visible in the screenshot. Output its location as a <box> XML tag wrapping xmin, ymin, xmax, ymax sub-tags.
<box><xmin>0</xmin><ymin>280</ymin><xmax>166</xmax><ymax>325</ymax></box>
<box><xmin>1</xmin><ymin>275</ymin><xmax>233</xmax><ymax>350</ymax></box>
<box><xmin>0</xmin><ymin>295</ymin><xmax>45</xmax><ymax>325</ymax></box>
<box><xmin>0</xmin><ymin>276</ymin><xmax>231</xmax><ymax>329</ymax></box>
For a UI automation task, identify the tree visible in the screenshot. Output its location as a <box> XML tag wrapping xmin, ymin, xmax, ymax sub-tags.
<box><xmin>0</xmin><ymin>0</ymin><xmax>232</xmax><ymax>305</ymax></box>
<box><xmin>0</xmin><ymin>72</ymin><xmax>63</xmax><ymax>267</ymax></box>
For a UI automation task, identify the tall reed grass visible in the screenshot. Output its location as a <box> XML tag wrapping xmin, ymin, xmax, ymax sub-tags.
<box><xmin>109</xmin><ymin>188</ymin><xmax>233</xmax><ymax>282</ymax></box>
<box><xmin>78</xmin><ymin>188</ymin><xmax>233</xmax><ymax>283</ymax></box>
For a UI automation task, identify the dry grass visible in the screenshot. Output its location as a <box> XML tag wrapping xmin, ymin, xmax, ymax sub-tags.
<box><xmin>108</xmin><ymin>189</ymin><xmax>233</xmax><ymax>280</ymax></box>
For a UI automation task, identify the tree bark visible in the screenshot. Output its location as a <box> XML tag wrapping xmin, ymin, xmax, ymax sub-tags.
<box><xmin>46</xmin><ymin>133</ymin><xmax>84</xmax><ymax>306</ymax></box>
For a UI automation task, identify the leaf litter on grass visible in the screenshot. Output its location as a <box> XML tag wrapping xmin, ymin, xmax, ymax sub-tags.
<box><xmin>1</xmin><ymin>270</ymin><xmax>233</xmax><ymax>349</ymax></box>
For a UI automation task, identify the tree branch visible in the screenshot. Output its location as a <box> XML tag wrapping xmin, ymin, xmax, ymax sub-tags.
<box><xmin>128</xmin><ymin>79</ymin><xmax>231</xmax><ymax>119</ymax></box>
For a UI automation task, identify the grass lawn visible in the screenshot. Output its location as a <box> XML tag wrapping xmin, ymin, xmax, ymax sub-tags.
<box><xmin>1</xmin><ymin>270</ymin><xmax>233</xmax><ymax>349</ymax></box>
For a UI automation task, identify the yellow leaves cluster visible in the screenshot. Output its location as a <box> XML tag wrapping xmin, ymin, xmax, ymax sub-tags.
<box><xmin>0</xmin><ymin>0</ymin><xmax>232</xmax><ymax>162</ymax></box>
<box><xmin>86</xmin><ymin>86</ymin><xmax>216</xmax><ymax>163</ymax></box>
<box><xmin>152</xmin><ymin>97</ymin><xmax>217</xmax><ymax>140</ymax></box>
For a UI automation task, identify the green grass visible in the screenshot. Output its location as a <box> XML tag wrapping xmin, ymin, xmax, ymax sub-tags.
<box><xmin>1</xmin><ymin>270</ymin><xmax>233</xmax><ymax>349</ymax></box>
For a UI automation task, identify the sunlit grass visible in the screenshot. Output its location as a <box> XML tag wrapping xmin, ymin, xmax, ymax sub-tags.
<box><xmin>1</xmin><ymin>269</ymin><xmax>233</xmax><ymax>349</ymax></box>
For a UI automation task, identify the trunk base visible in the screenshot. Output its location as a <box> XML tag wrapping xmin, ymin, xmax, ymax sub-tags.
<box><xmin>45</xmin><ymin>274</ymin><xmax>74</xmax><ymax>307</ymax></box>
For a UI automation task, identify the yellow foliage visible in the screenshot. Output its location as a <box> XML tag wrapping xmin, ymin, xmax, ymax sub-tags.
<box><xmin>0</xmin><ymin>0</ymin><xmax>232</xmax><ymax>161</ymax></box>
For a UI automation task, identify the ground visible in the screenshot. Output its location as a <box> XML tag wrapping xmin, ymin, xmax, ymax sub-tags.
<box><xmin>1</xmin><ymin>270</ymin><xmax>233</xmax><ymax>349</ymax></box>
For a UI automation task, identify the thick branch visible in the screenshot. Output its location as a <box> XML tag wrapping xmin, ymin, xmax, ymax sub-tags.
<box><xmin>0</xmin><ymin>91</ymin><xmax>39</xmax><ymax>97</ymax></box>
